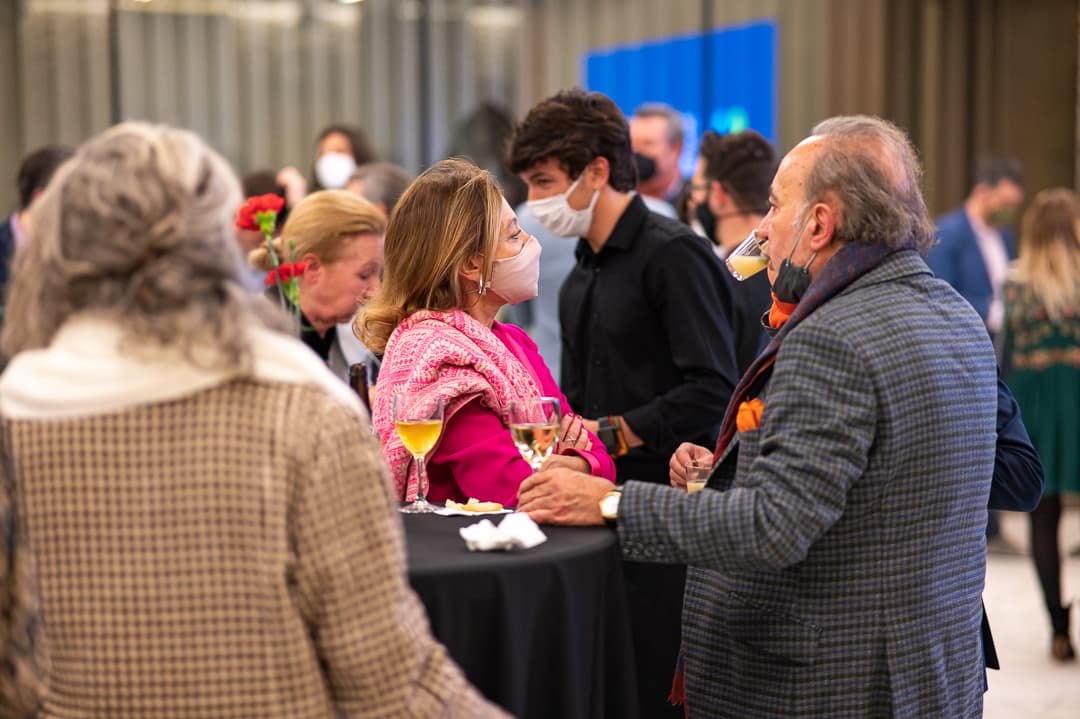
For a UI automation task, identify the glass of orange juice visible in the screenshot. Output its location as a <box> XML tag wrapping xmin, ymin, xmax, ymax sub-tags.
<box><xmin>685</xmin><ymin>459</ymin><xmax>712</xmax><ymax>493</ymax></box>
<box><xmin>725</xmin><ymin>229</ymin><xmax>769</xmax><ymax>281</ymax></box>
<box><xmin>394</xmin><ymin>392</ymin><xmax>444</xmax><ymax>514</ymax></box>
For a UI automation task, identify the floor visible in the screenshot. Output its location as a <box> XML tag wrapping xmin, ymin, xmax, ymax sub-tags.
<box><xmin>983</xmin><ymin>506</ymin><xmax>1080</xmax><ymax>719</ymax></box>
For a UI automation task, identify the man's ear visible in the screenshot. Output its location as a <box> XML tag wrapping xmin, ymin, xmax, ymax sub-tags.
<box><xmin>584</xmin><ymin>156</ymin><xmax>610</xmax><ymax>191</ymax></box>
<box><xmin>709</xmin><ymin>180</ymin><xmax>729</xmax><ymax>213</ymax></box>
<box><xmin>807</xmin><ymin>199</ymin><xmax>838</xmax><ymax>252</ymax></box>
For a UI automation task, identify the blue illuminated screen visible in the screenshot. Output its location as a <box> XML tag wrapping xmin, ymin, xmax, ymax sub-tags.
<box><xmin>583</xmin><ymin>20</ymin><xmax>777</xmax><ymax>176</ymax></box>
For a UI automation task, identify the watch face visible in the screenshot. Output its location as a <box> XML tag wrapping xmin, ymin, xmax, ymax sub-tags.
<box><xmin>601</xmin><ymin>492</ymin><xmax>620</xmax><ymax>518</ymax></box>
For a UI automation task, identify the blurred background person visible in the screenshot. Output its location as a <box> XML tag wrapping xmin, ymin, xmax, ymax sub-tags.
<box><xmin>630</xmin><ymin>102</ymin><xmax>687</xmax><ymax>210</ymax></box>
<box><xmin>929</xmin><ymin>156</ymin><xmax>1025</xmax><ymax>338</ymax></box>
<box><xmin>0</xmin><ymin>122</ymin><xmax>505</xmax><ymax>718</ymax></box>
<box><xmin>250</xmin><ymin>189</ymin><xmax>385</xmax><ymax>384</ymax></box>
<box><xmin>1000</xmin><ymin>187</ymin><xmax>1080</xmax><ymax>662</ymax></box>
<box><xmin>929</xmin><ymin>155</ymin><xmax>1025</xmax><ymax>552</ymax></box>
<box><xmin>347</xmin><ymin>161</ymin><xmax>412</xmax><ymax>216</ymax></box>
<box><xmin>276</xmin><ymin>123</ymin><xmax>378</xmax><ymax>210</ymax></box>
<box><xmin>1</xmin><ymin>145</ymin><xmax>73</xmax><ymax>298</ymax></box>
<box><xmin>443</xmin><ymin>102</ymin><xmax>527</xmax><ymax>209</ymax></box>
<box><xmin>690</xmin><ymin>129</ymin><xmax>776</xmax><ymax>374</ymax></box>
<box><xmin>361</xmin><ymin>158</ymin><xmax>615</xmax><ymax>508</ymax></box>
<box><xmin>502</xmin><ymin>202</ymin><xmax>576</xmax><ymax>379</ymax></box>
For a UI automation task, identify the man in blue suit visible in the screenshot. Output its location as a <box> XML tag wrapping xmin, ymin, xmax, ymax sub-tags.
<box><xmin>927</xmin><ymin>157</ymin><xmax>1024</xmax><ymax>338</ymax></box>
<box><xmin>927</xmin><ymin>157</ymin><xmax>1026</xmax><ymax>551</ymax></box>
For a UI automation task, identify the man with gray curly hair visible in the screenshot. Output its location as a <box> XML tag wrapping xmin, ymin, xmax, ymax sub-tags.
<box><xmin>519</xmin><ymin>115</ymin><xmax>999</xmax><ymax>717</ymax></box>
<box><xmin>0</xmin><ymin>122</ymin><xmax>507</xmax><ymax>719</ymax></box>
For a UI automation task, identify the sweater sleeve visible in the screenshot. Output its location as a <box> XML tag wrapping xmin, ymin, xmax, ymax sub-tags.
<box><xmin>491</xmin><ymin>323</ymin><xmax>617</xmax><ymax>483</ymax></box>
<box><xmin>290</xmin><ymin>397</ymin><xmax>509</xmax><ymax>718</ymax></box>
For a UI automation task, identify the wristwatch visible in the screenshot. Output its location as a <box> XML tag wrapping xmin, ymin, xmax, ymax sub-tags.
<box><xmin>599</xmin><ymin>487</ymin><xmax>622</xmax><ymax>527</ymax></box>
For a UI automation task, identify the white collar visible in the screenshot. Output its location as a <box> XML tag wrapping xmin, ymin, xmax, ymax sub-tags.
<box><xmin>0</xmin><ymin>314</ymin><xmax>365</xmax><ymax>420</ymax></box>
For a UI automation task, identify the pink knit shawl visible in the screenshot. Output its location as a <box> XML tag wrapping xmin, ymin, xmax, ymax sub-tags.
<box><xmin>373</xmin><ymin>309</ymin><xmax>541</xmax><ymax>501</ymax></box>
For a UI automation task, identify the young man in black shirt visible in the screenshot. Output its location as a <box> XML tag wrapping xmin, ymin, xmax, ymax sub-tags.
<box><xmin>509</xmin><ymin>88</ymin><xmax>738</xmax><ymax>719</ymax></box>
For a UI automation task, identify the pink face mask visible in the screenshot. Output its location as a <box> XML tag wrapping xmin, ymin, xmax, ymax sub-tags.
<box><xmin>487</xmin><ymin>236</ymin><xmax>542</xmax><ymax>305</ymax></box>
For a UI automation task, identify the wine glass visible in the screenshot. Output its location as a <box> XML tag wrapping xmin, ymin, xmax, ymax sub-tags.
<box><xmin>508</xmin><ymin>397</ymin><xmax>562</xmax><ymax>472</ymax></box>
<box><xmin>394</xmin><ymin>392</ymin><xmax>444</xmax><ymax>514</ymax></box>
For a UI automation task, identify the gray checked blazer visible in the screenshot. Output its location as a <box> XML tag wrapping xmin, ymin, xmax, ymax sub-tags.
<box><xmin>618</xmin><ymin>251</ymin><xmax>998</xmax><ymax>718</ymax></box>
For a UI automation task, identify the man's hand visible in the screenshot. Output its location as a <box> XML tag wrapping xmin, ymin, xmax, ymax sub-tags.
<box><xmin>517</xmin><ymin>468</ymin><xmax>612</xmax><ymax>525</ymax></box>
<box><xmin>669</xmin><ymin>442</ymin><xmax>712</xmax><ymax>489</ymax></box>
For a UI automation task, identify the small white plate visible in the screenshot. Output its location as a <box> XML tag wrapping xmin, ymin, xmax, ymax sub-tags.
<box><xmin>434</xmin><ymin>507</ymin><xmax>513</xmax><ymax>517</ymax></box>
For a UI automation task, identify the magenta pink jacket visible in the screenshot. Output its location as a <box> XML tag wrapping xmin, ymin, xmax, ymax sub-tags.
<box><xmin>373</xmin><ymin>309</ymin><xmax>615</xmax><ymax>506</ymax></box>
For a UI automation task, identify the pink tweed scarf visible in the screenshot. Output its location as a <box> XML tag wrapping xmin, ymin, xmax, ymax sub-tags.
<box><xmin>373</xmin><ymin>309</ymin><xmax>541</xmax><ymax>501</ymax></box>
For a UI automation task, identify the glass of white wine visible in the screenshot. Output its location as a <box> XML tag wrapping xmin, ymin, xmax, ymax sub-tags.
<box><xmin>508</xmin><ymin>396</ymin><xmax>562</xmax><ymax>473</ymax></box>
<box><xmin>725</xmin><ymin>229</ymin><xmax>769</xmax><ymax>281</ymax></box>
<box><xmin>394</xmin><ymin>392</ymin><xmax>444</xmax><ymax>514</ymax></box>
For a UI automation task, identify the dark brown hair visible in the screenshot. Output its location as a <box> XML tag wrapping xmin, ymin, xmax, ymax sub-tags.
<box><xmin>698</xmin><ymin>129</ymin><xmax>776</xmax><ymax>215</ymax></box>
<box><xmin>508</xmin><ymin>88</ymin><xmax>636</xmax><ymax>192</ymax></box>
<box><xmin>310</xmin><ymin>124</ymin><xmax>376</xmax><ymax>191</ymax></box>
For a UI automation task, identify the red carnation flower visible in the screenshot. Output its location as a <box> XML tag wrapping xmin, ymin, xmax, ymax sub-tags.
<box><xmin>236</xmin><ymin>193</ymin><xmax>285</xmax><ymax>231</ymax></box>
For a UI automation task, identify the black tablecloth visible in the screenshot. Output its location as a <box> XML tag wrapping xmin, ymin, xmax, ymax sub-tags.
<box><xmin>404</xmin><ymin>513</ymin><xmax>639</xmax><ymax>719</ymax></box>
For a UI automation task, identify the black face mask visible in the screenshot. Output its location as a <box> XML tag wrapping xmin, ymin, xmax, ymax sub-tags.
<box><xmin>634</xmin><ymin>153</ymin><xmax>657</xmax><ymax>183</ymax></box>
<box><xmin>772</xmin><ymin>258</ymin><xmax>814</xmax><ymax>303</ymax></box>
<box><xmin>772</xmin><ymin>218</ymin><xmax>817</xmax><ymax>303</ymax></box>
<box><xmin>695</xmin><ymin>203</ymin><xmax>717</xmax><ymax>245</ymax></box>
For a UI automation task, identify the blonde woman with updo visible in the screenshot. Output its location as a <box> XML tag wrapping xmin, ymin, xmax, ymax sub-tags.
<box><xmin>361</xmin><ymin>158</ymin><xmax>615</xmax><ymax>508</ymax></box>
<box><xmin>250</xmin><ymin>189</ymin><xmax>385</xmax><ymax>383</ymax></box>
<box><xmin>0</xmin><ymin>123</ymin><xmax>507</xmax><ymax>718</ymax></box>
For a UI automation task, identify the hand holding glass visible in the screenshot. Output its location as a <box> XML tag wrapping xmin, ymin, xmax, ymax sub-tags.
<box><xmin>394</xmin><ymin>392</ymin><xmax>444</xmax><ymax>514</ymax></box>
<box><xmin>725</xmin><ymin>229</ymin><xmax>769</xmax><ymax>281</ymax></box>
<box><xmin>508</xmin><ymin>397</ymin><xmax>562</xmax><ymax>472</ymax></box>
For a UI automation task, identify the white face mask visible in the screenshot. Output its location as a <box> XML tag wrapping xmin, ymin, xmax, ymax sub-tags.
<box><xmin>315</xmin><ymin>152</ymin><xmax>356</xmax><ymax>189</ymax></box>
<box><xmin>486</xmin><ymin>236</ymin><xmax>542</xmax><ymax>305</ymax></box>
<box><xmin>525</xmin><ymin>175</ymin><xmax>599</xmax><ymax>238</ymax></box>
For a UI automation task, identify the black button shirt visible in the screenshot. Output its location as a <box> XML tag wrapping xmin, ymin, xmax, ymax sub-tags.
<box><xmin>559</xmin><ymin>195</ymin><xmax>739</xmax><ymax>480</ymax></box>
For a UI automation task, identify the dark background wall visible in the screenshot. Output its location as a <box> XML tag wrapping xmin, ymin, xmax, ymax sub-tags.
<box><xmin>0</xmin><ymin>0</ymin><xmax>1076</xmax><ymax>216</ymax></box>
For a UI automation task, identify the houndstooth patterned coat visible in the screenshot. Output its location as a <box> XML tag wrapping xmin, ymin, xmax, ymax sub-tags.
<box><xmin>3</xmin><ymin>379</ymin><xmax>508</xmax><ymax>719</ymax></box>
<box><xmin>618</xmin><ymin>252</ymin><xmax>998</xmax><ymax>718</ymax></box>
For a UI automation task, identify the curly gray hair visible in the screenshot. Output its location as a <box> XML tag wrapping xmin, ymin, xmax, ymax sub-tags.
<box><xmin>803</xmin><ymin>115</ymin><xmax>936</xmax><ymax>255</ymax></box>
<box><xmin>1</xmin><ymin>122</ymin><xmax>288</xmax><ymax>369</ymax></box>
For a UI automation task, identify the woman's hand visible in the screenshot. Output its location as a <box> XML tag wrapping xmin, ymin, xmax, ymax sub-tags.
<box><xmin>669</xmin><ymin>442</ymin><xmax>712</xmax><ymax>489</ymax></box>
<box><xmin>541</xmin><ymin>454</ymin><xmax>590</xmax><ymax>474</ymax></box>
<box><xmin>556</xmin><ymin>413</ymin><xmax>592</xmax><ymax>453</ymax></box>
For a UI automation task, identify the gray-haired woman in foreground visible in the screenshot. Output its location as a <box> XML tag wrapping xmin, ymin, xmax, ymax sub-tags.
<box><xmin>0</xmin><ymin>122</ymin><xmax>506</xmax><ymax>719</ymax></box>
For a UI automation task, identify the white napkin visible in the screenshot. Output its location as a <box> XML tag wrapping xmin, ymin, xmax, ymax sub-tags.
<box><xmin>458</xmin><ymin>512</ymin><xmax>548</xmax><ymax>551</ymax></box>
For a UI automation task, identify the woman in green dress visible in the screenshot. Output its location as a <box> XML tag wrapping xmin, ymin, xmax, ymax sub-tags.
<box><xmin>1001</xmin><ymin>187</ymin><xmax>1080</xmax><ymax>662</ymax></box>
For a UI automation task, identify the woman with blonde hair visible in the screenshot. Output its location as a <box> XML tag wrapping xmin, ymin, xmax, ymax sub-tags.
<box><xmin>250</xmin><ymin>189</ymin><xmax>385</xmax><ymax>383</ymax></box>
<box><xmin>361</xmin><ymin>158</ymin><xmax>615</xmax><ymax>507</ymax></box>
<box><xmin>0</xmin><ymin>123</ymin><xmax>506</xmax><ymax>718</ymax></box>
<box><xmin>1001</xmin><ymin>187</ymin><xmax>1080</xmax><ymax>662</ymax></box>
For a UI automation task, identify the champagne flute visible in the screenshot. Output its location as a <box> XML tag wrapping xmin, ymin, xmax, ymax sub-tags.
<box><xmin>508</xmin><ymin>397</ymin><xmax>562</xmax><ymax>473</ymax></box>
<box><xmin>394</xmin><ymin>392</ymin><xmax>444</xmax><ymax>514</ymax></box>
